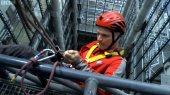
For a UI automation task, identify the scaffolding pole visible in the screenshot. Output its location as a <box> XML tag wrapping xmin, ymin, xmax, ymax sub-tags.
<box><xmin>0</xmin><ymin>54</ymin><xmax>170</xmax><ymax>95</ymax></box>
<box><xmin>50</xmin><ymin>0</ymin><xmax>65</xmax><ymax>50</ymax></box>
<box><xmin>124</xmin><ymin>0</ymin><xmax>155</xmax><ymax>48</ymax></box>
<box><xmin>72</xmin><ymin>0</ymin><xmax>78</xmax><ymax>49</ymax></box>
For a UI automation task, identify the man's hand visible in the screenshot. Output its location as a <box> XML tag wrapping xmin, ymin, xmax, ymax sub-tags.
<box><xmin>63</xmin><ymin>50</ymin><xmax>80</xmax><ymax>64</ymax></box>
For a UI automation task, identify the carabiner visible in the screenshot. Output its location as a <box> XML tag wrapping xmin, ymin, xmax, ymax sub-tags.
<box><xmin>34</xmin><ymin>49</ymin><xmax>56</xmax><ymax>62</ymax></box>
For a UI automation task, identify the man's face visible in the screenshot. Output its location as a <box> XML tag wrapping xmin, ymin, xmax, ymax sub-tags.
<box><xmin>97</xmin><ymin>27</ymin><xmax>112</xmax><ymax>50</ymax></box>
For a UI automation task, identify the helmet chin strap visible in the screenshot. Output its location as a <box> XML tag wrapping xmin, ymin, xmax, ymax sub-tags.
<box><xmin>106</xmin><ymin>33</ymin><xmax>121</xmax><ymax>50</ymax></box>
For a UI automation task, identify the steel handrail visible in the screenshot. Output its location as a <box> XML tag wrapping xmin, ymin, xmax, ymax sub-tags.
<box><xmin>0</xmin><ymin>54</ymin><xmax>170</xmax><ymax>95</ymax></box>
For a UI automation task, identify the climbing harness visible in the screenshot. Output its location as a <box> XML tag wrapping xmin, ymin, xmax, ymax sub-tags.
<box><xmin>85</xmin><ymin>44</ymin><xmax>124</xmax><ymax>63</ymax></box>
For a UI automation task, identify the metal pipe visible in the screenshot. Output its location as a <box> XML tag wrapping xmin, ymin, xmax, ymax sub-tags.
<box><xmin>122</xmin><ymin>0</ymin><xmax>132</xmax><ymax>17</ymax></box>
<box><xmin>0</xmin><ymin>55</ymin><xmax>80</xmax><ymax>94</ymax></box>
<box><xmin>72</xmin><ymin>0</ymin><xmax>78</xmax><ymax>49</ymax></box>
<box><xmin>5</xmin><ymin>67</ymin><xmax>42</xmax><ymax>85</ymax></box>
<box><xmin>135</xmin><ymin>0</ymin><xmax>140</xmax><ymax>13</ymax></box>
<box><xmin>50</xmin><ymin>0</ymin><xmax>65</xmax><ymax>50</ymax></box>
<box><xmin>8</xmin><ymin>73</ymin><xmax>37</xmax><ymax>85</ymax></box>
<box><xmin>0</xmin><ymin>54</ymin><xmax>170</xmax><ymax>95</ymax></box>
<box><xmin>53</xmin><ymin>77</ymin><xmax>83</xmax><ymax>93</ymax></box>
<box><xmin>102</xmin><ymin>87</ymin><xmax>130</xmax><ymax>95</ymax></box>
<box><xmin>47</xmin><ymin>82</ymin><xmax>80</xmax><ymax>94</ymax></box>
<box><xmin>84</xmin><ymin>78</ymin><xmax>98</xmax><ymax>95</ymax></box>
<box><xmin>124</xmin><ymin>0</ymin><xmax>155</xmax><ymax>48</ymax></box>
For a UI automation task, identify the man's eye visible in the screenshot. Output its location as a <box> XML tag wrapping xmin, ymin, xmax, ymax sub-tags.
<box><xmin>102</xmin><ymin>34</ymin><xmax>108</xmax><ymax>37</ymax></box>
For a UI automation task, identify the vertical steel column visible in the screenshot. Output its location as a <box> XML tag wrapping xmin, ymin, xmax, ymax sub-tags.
<box><xmin>84</xmin><ymin>78</ymin><xmax>98</xmax><ymax>95</ymax></box>
<box><xmin>122</xmin><ymin>0</ymin><xmax>132</xmax><ymax>17</ymax></box>
<box><xmin>0</xmin><ymin>9</ymin><xmax>18</xmax><ymax>44</ymax></box>
<box><xmin>50</xmin><ymin>0</ymin><xmax>65</xmax><ymax>50</ymax></box>
<box><xmin>72</xmin><ymin>0</ymin><xmax>78</xmax><ymax>49</ymax></box>
<box><xmin>125</xmin><ymin>0</ymin><xmax>155</xmax><ymax>48</ymax></box>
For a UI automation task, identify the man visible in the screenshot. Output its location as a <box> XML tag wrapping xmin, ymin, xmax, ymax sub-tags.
<box><xmin>64</xmin><ymin>11</ymin><xmax>126</xmax><ymax>77</ymax></box>
<box><xmin>63</xmin><ymin>11</ymin><xmax>126</xmax><ymax>95</ymax></box>
<box><xmin>0</xmin><ymin>11</ymin><xmax>126</xmax><ymax>95</ymax></box>
<box><xmin>1</xmin><ymin>11</ymin><xmax>126</xmax><ymax>77</ymax></box>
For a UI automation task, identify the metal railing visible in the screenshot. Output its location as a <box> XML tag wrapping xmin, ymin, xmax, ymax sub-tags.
<box><xmin>0</xmin><ymin>54</ymin><xmax>170</xmax><ymax>95</ymax></box>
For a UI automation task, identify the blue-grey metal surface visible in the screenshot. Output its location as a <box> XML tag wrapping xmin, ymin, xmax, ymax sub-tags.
<box><xmin>0</xmin><ymin>54</ymin><xmax>170</xmax><ymax>95</ymax></box>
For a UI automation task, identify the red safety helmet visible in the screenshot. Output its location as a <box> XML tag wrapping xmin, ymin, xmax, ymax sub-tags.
<box><xmin>96</xmin><ymin>11</ymin><xmax>126</xmax><ymax>34</ymax></box>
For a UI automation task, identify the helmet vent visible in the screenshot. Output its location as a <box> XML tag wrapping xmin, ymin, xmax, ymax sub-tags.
<box><xmin>99</xmin><ymin>16</ymin><xmax>103</xmax><ymax>20</ymax></box>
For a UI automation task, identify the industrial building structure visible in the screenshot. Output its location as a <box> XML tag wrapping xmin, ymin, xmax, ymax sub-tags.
<box><xmin>0</xmin><ymin>0</ymin><xmax>170</xmax><ymax>94</ymax></box>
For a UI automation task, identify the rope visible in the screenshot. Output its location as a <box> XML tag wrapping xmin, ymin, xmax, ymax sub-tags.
<box><xmin>11</xmin><ymin>49</ymin><xmax>60</xmax><ymax>95</ymax></box>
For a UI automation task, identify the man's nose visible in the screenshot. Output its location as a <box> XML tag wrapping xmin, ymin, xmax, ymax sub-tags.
<box><xmin>97</xmin><ymin>35</ymin><xmax>102</xmax><ymax>41</ymax></box>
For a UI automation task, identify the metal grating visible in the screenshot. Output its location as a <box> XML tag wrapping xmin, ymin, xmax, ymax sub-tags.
<box><xmin>0</xmin><ymin>79</ymin><xmax>64</xmax><ymax>95</ymax></box>
<box><xmin>130</xmin><ymin>0</ymin><xmax>170</xmax><ymax>82</ymax></box>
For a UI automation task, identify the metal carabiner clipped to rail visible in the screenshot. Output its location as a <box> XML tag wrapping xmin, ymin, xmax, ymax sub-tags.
<box><xmin>34</xmin><ymin>49</ymin><xmax>56</xmax><ymax>62</ymax></box>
